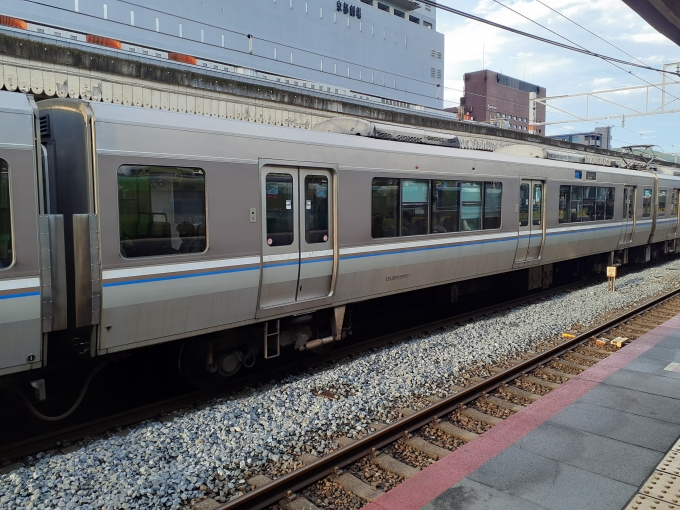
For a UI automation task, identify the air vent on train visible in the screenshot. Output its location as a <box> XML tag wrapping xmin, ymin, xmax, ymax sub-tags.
<box><xmin>312</xmin><ymin>117</ymin><xmax>460</xmax><ymax>148</ymax></box>
<box><xmin>39</xmin><ymin>115</ymin><xmax>51</xmax><ymax>138</ymax></box>
<box><xmin>494</xmin><ymin>144</ymin><xmax>586</xmax><ymax>164</ymax></box>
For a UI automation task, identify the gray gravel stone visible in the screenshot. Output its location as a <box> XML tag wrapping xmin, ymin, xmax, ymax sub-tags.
<box><xmin>2</xmin><ymin>259</ymin><xmax>680</xmax><ymax>509</ymax></box>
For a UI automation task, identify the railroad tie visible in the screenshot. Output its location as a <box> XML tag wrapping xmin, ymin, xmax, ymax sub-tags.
<box><xmin>191</xmin><ymin>498</ymin><xmax>221</xmax><ymax>510</ymax></box>
<box><xmin>522</xmin><ymin>375</ymin><xmax>561</xmax><ymax>390</ymax></box>
<box><xmin>567</xmin><ymin>351</ymin><xmax>601</xmax><ymax>363</ymax></box>
<box><xmin>333</xmin><ymin>473</ymin><xmax>384</xmax><ymax>502</ymax></box>
<box><xmin>279</xmin><ymin>496</ymin><xmax>321</xmax><ymax>510</ymax></box>
<box><xmin>578</xmin><ymin>345</ymin><xmax>611</xmax><ymax>356</ymax></box>
<box><xmin>405</xmin><ymin>436</ymin><xmax>451</xmax><ymax>460</ymax></box>
<box><xmin>299</xmin><ymin>453</ymin><xmax>319</xmax><ymax>465</ymax></box>
<box><xmin>399</xmin><ymin>408</ymin><xmax>417</xmax><ymax>417</ymax></box>
<box><xmin>247</xmin><ymin>474</ymin><xmax>273</xmax><ymax>488</ymax></box>
<box><xmin>552</xmin><ymin>358</ymin><xmax>589</xmax><ymax>372</ymax></box>
<box><xmin>437</xmin><ymin>421</ymin><xmax>479</xmax><ymax>442</ymax></box>
<box><xmin>372</xmin><ymin>454</ymin><xmax>420</xmax><ymax>479</ymax></box>
<box><xmin>468</xmin><ymin>376</ymin><xmax>486</xmax><ymax>384</ymax></box>
<box><xmin>502</xmin><ymin>385</ymin><xmax>541</xmax><ymax>401</ymax></box>
<box><xmin>537</xmin><ymin>366</ymin><xmax>576</xmax><ymax>380</ymax></box>
<box><xmin>336</xmin><ymin>436</ymin><xmax>356</xmax><ymax>447</ymax></box>
<box><xmin>481</xmin><ymin>395</ymin><xmax>525</xmax><ymax>412</ymax></box>
<box><xmin>459</xmin><ymin>407</ymin><xmax>503</xmax><ymax>426</ymax></box>
<box><xmin>368</xmin><ymin>422</ymin><xmax>388</xmax><ymax>432</ymax></box>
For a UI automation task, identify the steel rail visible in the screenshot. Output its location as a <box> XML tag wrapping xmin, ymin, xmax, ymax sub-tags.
<box><xmin>215</xmin><ymin>286</ymin><xmax>680</xmax><ymax>510</ymax></box>
<box><xmin>0</xmin><ymin>279</ymin><xmax>589</xmax><ymax>462</ymax></box>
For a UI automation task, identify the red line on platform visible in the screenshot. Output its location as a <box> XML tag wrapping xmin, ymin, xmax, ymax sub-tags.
<box><xmin>364</xmin><ymin>314</ymin><xmax>679</xmax><ymax>510</ymax></box>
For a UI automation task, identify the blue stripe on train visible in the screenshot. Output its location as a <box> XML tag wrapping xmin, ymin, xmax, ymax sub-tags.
<box><xmin>0</xmin><ymin>291</ymin><xmax>40</xmax><ymax>300</ymax></box>
<box><xmin>104</xmin><ymin>221</ymin><xmax>669</xmax><ymax>286</ymax></box>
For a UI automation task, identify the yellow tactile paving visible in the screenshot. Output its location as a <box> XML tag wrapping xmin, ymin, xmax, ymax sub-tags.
<box><xmin>639</xmin><ymin>471</ymin><xmax>680</xmax><ymax>504</ymax></box>
<box><xmin>673</xmin><ymin>439</ymin><xmax>680</xmax><ymax>453</ymax></box>
<box><xmin>624</xmin><ymin>493</ymin><xmax>679</xmax><ymax>510</ymax></box>
<box><xmin>658</xmin><ymin>450</ymin><xmax>680</xmax><ymax>477</ymax></box>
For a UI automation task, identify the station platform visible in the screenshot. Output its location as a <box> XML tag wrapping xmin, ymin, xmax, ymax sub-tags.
<box><xmin>364</xmin><ymin>315</ymin><xmax>680</xmax><ymax>510</ymax></box>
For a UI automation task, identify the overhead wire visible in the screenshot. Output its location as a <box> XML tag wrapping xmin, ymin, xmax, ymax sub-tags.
<box><xmin>486</xmin><ymin>0</ymin><xmax>680</xmax><ymax>105</ymax></box>
<box><xmin>425</xmin><ymin>0</ymin><xmax>679</xmax><ymax>149</ymax></box>
<box><xmin>417</xmin><ymin>0</ymin><xmax>679</xmax><ymax>75</ymax></box>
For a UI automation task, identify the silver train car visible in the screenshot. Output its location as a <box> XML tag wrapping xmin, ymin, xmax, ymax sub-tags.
<box><xmin>1</xmin><ymin>90</ymin><xmax>679</xmax><ymax>388</ymax></box>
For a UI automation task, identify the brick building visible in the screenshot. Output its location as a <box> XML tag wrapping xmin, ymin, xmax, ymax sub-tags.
<box><xmin>462</xmin><ymin>70</ymin><xmax>546</xmax><ymax>135</ymax></box>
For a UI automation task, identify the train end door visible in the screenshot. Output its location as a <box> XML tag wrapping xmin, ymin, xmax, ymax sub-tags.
<box><xmin>515</xmin><ymin>180</ymin><xmax>544</xmax><ymax>263</ymax></box>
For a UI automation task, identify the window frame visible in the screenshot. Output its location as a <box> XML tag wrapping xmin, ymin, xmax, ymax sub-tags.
<box><xmin>0</xmin><ymin>158</ymin><xmax>14</xmax><ymax>270</ymax></box>
<box><xmin>371</xmin><ymin>176</ymin><xmax>503</xmax><ymax>239</ymax></box>
<box><xmin>116</xmin><ymin>164</ymin><xmax>208</xmax><ymax>259</ymax></box>
<box><xmin>559</xmin><ymin>184</ymin><xmax>616</xmax><ymax>224</ymax></box>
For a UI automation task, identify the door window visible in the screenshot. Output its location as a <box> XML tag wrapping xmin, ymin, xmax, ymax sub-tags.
<box><xmin>0</xmin><ymin>159</ymin><xmax>11</xmax><ymax>268</ymax></box>
<box><xmin>532</xmin><ymin>184</ymin><xmax>542</xmax><ymax>225</ymax></box>
<box><xmin>519</xmin><ymin>183</ymin><xmax>529</xmax><ymax>227</ymax></box>
<box><xmin>266</xmin><ymin>173</ymin><xmax>294</xmax><ymax>247</ymax></box>
<box><xmin>623</xmin><ymin>188</ymin><xmax>633</xmax><ymax>220</ymax></box>
<box><xmin>304</xmin><ymin>175</ymin><xmax>329</xmax><ymax>244</ymax></box>
<box><xmin>643</xmin><ymin>189</ymin><xmax>652</xmax><ymax>217</ymax></box>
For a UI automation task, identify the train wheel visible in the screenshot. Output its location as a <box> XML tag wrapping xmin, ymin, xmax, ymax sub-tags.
<box><xmin>178</xmin><ymin>341</ymin><xmax>226</xmax><ymax>388</ymax></box>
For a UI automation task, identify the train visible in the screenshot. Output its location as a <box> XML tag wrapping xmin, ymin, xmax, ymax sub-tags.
<box><xmin>1</xmin><ymin>89</ymin><xmax>679</xmax><ymax>398</ymax></box>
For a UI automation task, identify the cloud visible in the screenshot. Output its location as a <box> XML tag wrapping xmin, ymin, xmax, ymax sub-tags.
<box><xmin>437</xmin><ymin>0</ymin><xmax>680</xmax><ymax>150</ymax></box>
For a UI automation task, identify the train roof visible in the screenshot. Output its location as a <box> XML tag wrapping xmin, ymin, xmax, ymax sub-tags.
<box><xmin>41</xmin><ymin>98</ymin><xmax>675</xmax><ymax>183</ymax></box>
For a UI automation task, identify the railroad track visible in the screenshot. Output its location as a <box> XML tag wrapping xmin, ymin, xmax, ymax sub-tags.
<box><xmin>207</xmin><ymin>287</ymin><xmax>680</xmax><ymax>510</ymax></box>
<box><xmin>0</xmin><ymin>277</ymin><xmax>595</xmax><ymax>467</ymax></box>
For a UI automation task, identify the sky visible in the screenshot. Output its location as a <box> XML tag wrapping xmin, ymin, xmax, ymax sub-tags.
<box><xmin>435</xmin><ymin>0</ymin><xmax>680</xmax><ymax>155</ymax></box>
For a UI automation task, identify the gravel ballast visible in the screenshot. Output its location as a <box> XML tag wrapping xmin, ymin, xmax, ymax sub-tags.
<box><xmin>3</xmin><ymin>258</ymin><xmax>680</xmax><ymax>509</ymax></box>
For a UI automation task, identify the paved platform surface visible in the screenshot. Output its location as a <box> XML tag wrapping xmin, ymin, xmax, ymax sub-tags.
<box><xmin>364</xmin><ymin>313</ymin><xmax>680</xmax><ymax>510</ymax></box>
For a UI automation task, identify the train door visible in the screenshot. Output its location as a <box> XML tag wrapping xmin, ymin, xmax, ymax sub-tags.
<box><xmin>515</xmin><ymin>180</ymin><xmax>544</xmax><ymax>262</ymax></box>
<box><xmin>669</xmin><ymin>189</ymin><xmax>679</xmax><ymax>238</ymax></box>
<box><xmin>298</xmin><ymin>168</ymin><xmax>333</xmax><ymax>301</ymax></box>
<box><xmin>620</xmin><ymin>186</ymin><xmax>635</xmax><ymax>245</ymax></box>
<box><xmin>259</xmin><ymin>167</ymin><xmax>334</xmax><ymax>308</ymax></box>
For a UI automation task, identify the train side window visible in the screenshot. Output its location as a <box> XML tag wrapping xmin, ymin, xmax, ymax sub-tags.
<box><xmin>0</xmin><ymin>159</ymin><xmax>12</xmax><ymax>269</ymax></box>
<box><xmin>117</xmin><ymin>165</ymin><xmax>207</xmax><ymax>258</ymax></box>
<box><xmin>570</xmin><ymin>186</ymin><xmax>583</xmax><ymax>222</ymax></box>
<box><xmin>595</xmin><ymin>187</ymin><xmax>607</xmax><ymax>220</ymax></box>
<box><xmin>304</xmin><ymin>176</ymin><xmax>329</xmax><ymax>244</ymax></box>
<box><xmin>431</xmin><ymin>180</ymin><xmax>460</xmax><ymax>233</ymax></box>
<box><xmin>519</xmin><ymin>183</ymin><xmax>530</xmax><ymax>227</ymax></box>
<box><xmin>658</xmin><ymin>189</ymin><xmax>667</xmax><ymax>216</ymax></box>
<box><xmin>558</xmin><ymin>185</ymin><xmax>570</xmax><ymax>223</ymax></box>
<box><xmin>265</xmin><ymin>173</ymin><xmax>295</xmax><ymax>246</ymax></box>
<box><xmin>401</xmin><ymin>179</ymin><xmax>429</xmax><ymax>236</ymax></box>
<box><xmin>582</xmin><ymin>186</ymin><xmax>595</xmax><ymax>222</ymax></box>
<box><xmin>643</xmin><ymin>189</ymin><xmax>652</xmax><ymax>217</ymax></box>
<box><xmin>483</xmin><ymin>182</ymin><xmax>502</xmax><ymax>229</ymax></box>
<box><xmin>372</xmin><ymin>177</ymin><xmax>399</xmax><ymax>238</ymax></box>
<box><xmin>460</xmin><ymin>182</ymin><xmax>482</xmax><ymax>231</ymax></box>
<box><xmin>605</xmin><ymin>187</ymin><xmax>615</xmax><ymax>220</ymax></box>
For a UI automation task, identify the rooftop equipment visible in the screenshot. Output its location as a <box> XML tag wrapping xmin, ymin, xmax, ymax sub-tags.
<box><xmin>312</xmin><ymin>117</ymin><xmax>460</xmax><ymax>148</ymax></box>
